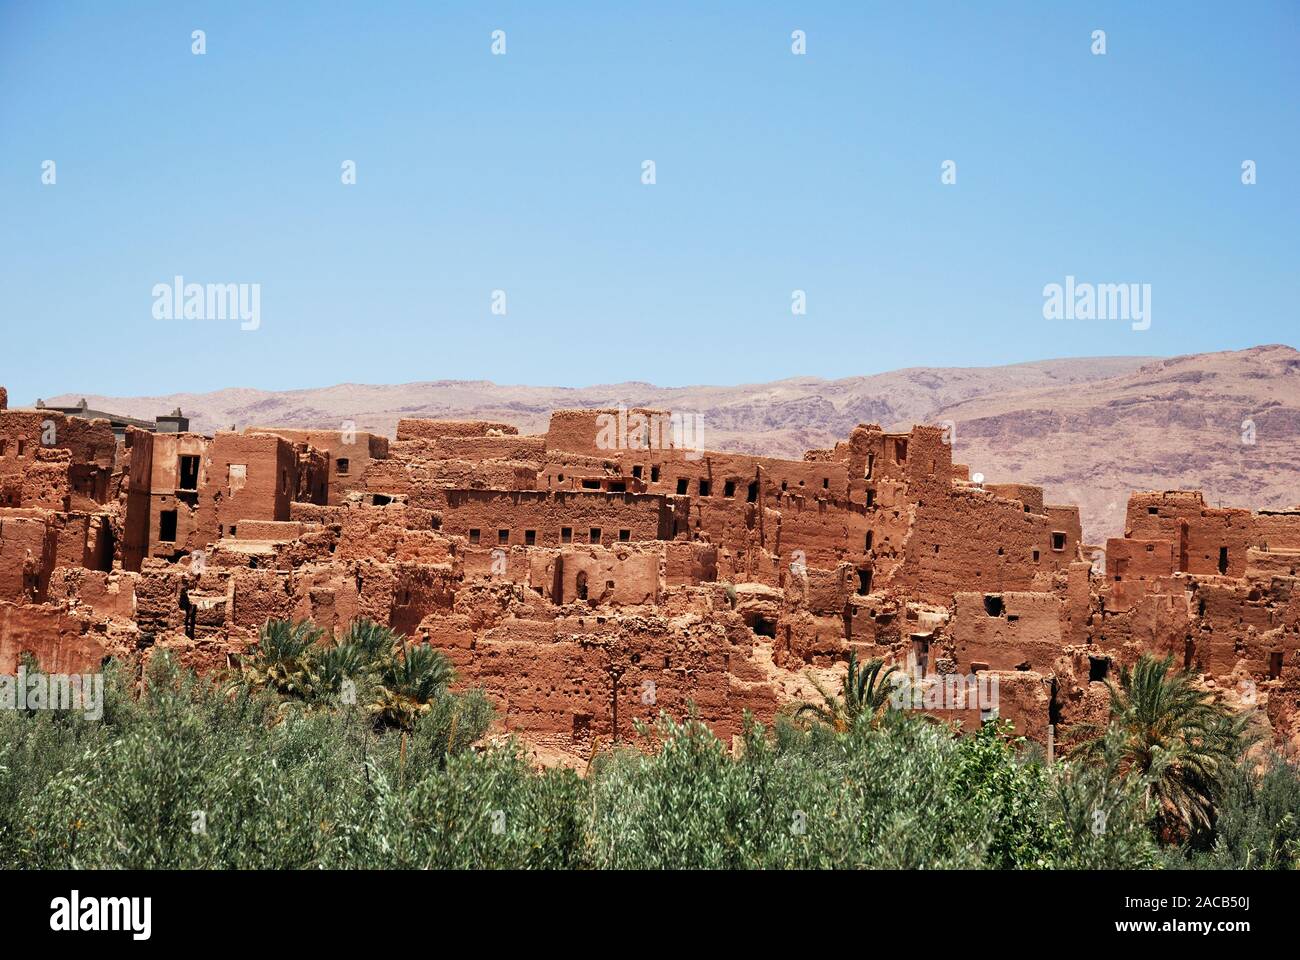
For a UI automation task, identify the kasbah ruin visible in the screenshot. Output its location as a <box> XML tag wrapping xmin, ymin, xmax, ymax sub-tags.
<box><xmin>3</xmin><ymin>381</ymin><xmax>1300</xmax><ymax>759</ymax></box>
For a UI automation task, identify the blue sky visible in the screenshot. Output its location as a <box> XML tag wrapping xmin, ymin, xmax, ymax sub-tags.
<box><xmin>1</xmin><ymin>1</ymin><xmax>1296</xmax><ymax>404</ymax></box>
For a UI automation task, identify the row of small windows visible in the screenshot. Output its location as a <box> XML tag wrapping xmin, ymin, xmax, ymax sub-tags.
<box><xmin>557</xmin><ymin>467</ymin><xmax>832</xmax><ymax>500</ymax></box>
<box><xmin>467</xmin><ymin>527</ymin><xmax>632</xmax><ymax>546</ymax></box>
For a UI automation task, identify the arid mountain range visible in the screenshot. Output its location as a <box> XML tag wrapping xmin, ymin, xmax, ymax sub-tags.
<box><xmin>46</xmin><ymin>344</ymin><xmax>1300</xmax><ymax>542</ymax></box>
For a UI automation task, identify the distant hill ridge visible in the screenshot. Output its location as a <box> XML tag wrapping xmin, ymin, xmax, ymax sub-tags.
<box><xmin>48</xmin><ymin>345</ymin><xmax>1300</xmax><ymax>541</ymax></box>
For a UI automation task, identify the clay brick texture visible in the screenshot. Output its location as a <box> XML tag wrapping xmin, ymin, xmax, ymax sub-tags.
<box><xmin>4</xmin><ymin>395</ymin><xmax>1300</xmax><ymax>756</ymax></box>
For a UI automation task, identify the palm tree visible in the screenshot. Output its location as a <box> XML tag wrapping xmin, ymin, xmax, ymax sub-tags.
<box><xmin>369</xmin><ymin>640</ymin><xmax>455</xmax><ymax>731</ymax></box>
<box><xmin>340</xmin><ymin>617</ymin><xmax>399</xmax><ymax>661</ymax></box>
<box><xmin>1077</xmin><ymin>653</ymin><xmax>1256</xmax><ymax>838</ymax></box>
<box><xmin>797</xmin><ymin>651</ymin><xmax>899</xmax><ymax>732</ymax></box>
<box><xmin>238</xmin><ymin>619</ymin><xmax>326</xmax><ymax>699</ymax></box>
<box><xmin>310</xmin><ymin>618</ymin><xmax>399</xmax><ymax>702</ymax></box>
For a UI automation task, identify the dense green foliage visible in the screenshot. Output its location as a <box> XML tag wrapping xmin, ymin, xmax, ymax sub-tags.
<box><xmin>236</xmin><ymin>618</ymin><xmax>456</xmax><ymax>731</ymax></box>
<box><xmin>0</xmin><ymin>641</ymin><xmax>1294</xmax><ymax>869</ymax></box>
<box><xmin>1071</xmin><ymin>654</ymin><xmax>1258</xmax><ymax>840</ymax></box>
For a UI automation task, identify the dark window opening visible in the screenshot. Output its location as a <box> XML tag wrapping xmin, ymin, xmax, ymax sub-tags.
<box><xmin>1269</xmin><ymin>651</ymin><xmax>1283</xmax><ymax>679</ymax></box>
<box><xmin>631</xmin><ymin>465</ymin><xmax>642</xmax><ymax>479</ymax></box>
<box><xmin>913</xmin><ymin>637</ymin><xmax>930</xmax><ymax>677</ymax></box>
<box><xmin>746</xmin><ymin>481</ymin><xmax>758</xmax><ymax>503</ymax></box>
<box><xmin>698</xmin><ymin>480</ymin><xmax>711</xmax><ymax>496</ymax></box>
<box><xmin>572</xmin><ymin>712</ymin><xmax>591</xmax><ymax>739</ymax></box>
<box><xmin>576</xmin><ymin>571</ymin><xmax>589</xmax><ymax>601</ymax></box>
<box><xmin>608</xmin><ymin>481</ymin><xmax>626</xmax><ymax>492</ymax></box>
<box><xmin>865</xmin><ymin>531</ymin><xmax>874</xmax><ymax>551</ymax></box>
<box><xmin>336</xmin><ymin>457</ymin><xmax>350</xmax><ymax>476</ymax></box>
<box><xmin>1032</xmin><ymin>549</ymin><xmax>1040</xmax><ymax>563</ymax></box>
<box><xmin>178</xmin><ymin>455</ymin><xmax>200</xmax><ymax>491</ymax></box>
<box><xmin>17</xmin><ymin>440</ymin><xmax>26</xmax><ymax>457</ymax></box>
<box><xmin>1051</xmin><ymin>531</ymin><xmax>1066</xmax><ymax>551</ymax></box>
<box><xmin>650</xmin><ymin>465</ymin><xmax>660</xmax><ymax>482</ymax></box>
<box><xmin>676</xmin><ymin>478</ymin><xmax>689</xmax><ymax>495</ymax></box>
<box><xmin>865</xmin><ymin>487</ymin><xmax>876</xmax><ymax>507</ymax></box>
<box><xmin>1218</xmin><ymin>546</ymin><xmax>1229</xmax><ymax>574</ymax></box>
<box><xmin>822</xmin><ymin>477</ymin><xmax>829</xmax><ymax>489</ymax></box>
<box><xmin>468</xmin><ymin>529</ymin><xmax>481</xmax><ymax>544</ymax></box>
<box><xmin>372</xmin><ymin>494</ymin><xmax>391</xmax><ymax>506</ymax></box>
<box><xmin>498</xmin><ymin>529</ymin><xmax>509</xmax><ymax>544</ymax></box>
<box><xmin>158</xmin><ymin>510</ymin><xmax>178</xmax><ymax>543</ymax></box>
<box><xmin>723</xmin><ymin>480</ymin><xmax>736</xmax><ymax>498</ymax></box>
<box><xmin>856</xmin><ymin>568</ymin><xmax>872</xmax><ymax>595</ymax></box>
<box><xmin>561</xmin><ymin>527</ymin><xmax>572</xmax><ymax>543</ymax></box>
<box><xmin>1088</xmin><ymin>656</ymin><xmax>1110</xmax><ymax>683</ymax></box>
<box><xmin>894</xmin><ymin>438</ymin><xmax>908</xmax><ymax>462</ymax></box>
<box><xmin>582</xmin><ymin>479</ymin><xmax>601</xmax><ymax>490</ymax></box>
<box><xmin>589</xmin><ymin>528</ymin><xmax>601</xmax><ymax>544</ymax></box>
<box><xmin>618</xmin><ymin>529</ymin><xmax>630</xmax><ymax>542</ymax></box>
<box><xmin>1148</xmin><ymin>506</ymin><xmax>1159</xmax><ymax>515</ymax></box>
<box><xmin>983</xmin><ymin>595</ymin><xmax>1004</xmax><ymax>617</ymax></box>
<box><xmin>753</xmin><ymin>616</ymin><xmax>777</xmax><ymax>639</ymax></box>
<box><xmin>865</xmin><ymin>454</ymin><xmax>875</xmax><ymax>479</ymax></box>
<box><xmin>524</xmin><ymin>530</ymin><xmax>536</xmax><ymax>546</ymax></box>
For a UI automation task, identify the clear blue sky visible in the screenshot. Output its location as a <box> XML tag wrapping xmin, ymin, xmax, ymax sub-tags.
<box><xmin>2</xmin><ymin>1</ymin><xmax>1296</xmax><ymax>405</ymax></box>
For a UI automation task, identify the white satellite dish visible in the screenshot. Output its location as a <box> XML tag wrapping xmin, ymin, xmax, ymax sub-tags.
<box><xmin>972</xmin><ymin>472</ymin><xmax>985</xmax><ymax>486</ymax></box>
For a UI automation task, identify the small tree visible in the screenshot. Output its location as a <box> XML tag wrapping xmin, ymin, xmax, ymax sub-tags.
<box><xmin>797</xmin><ymin>651</ymin><xmax>898</xmax><ymax>732</ymax></box>
<box><xmin>1075</xmin><ymin>653</ymin><xmax>1256</xmax><ymax>839</ymax></box>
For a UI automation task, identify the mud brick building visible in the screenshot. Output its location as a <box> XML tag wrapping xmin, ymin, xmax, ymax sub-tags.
<box><xmin>2</xmin><ymin>385</ymin><xmax>1299</xmax><ymax>756</ymax></box>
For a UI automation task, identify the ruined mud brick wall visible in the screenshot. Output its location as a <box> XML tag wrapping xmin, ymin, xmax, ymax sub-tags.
<box><xmin>247</xmin><ymin>427</ymin><xmax>389</xmax><ymax>505</ymax></box>
<box><xmin>0</xmin><ymin>512</ymin><xmax>56</xmax><ymax>601</ymax></box>
<box><xmin>0</xmin><ymin>410</ymin><xmax>116</xmax><ymax>510</ymax></box>
<box><xmin>6</xmin><ymin>380</ymin><xmax>1300</xmax><ymax>754</ymax></box>
<box><xmin>122</xmin><ymin>431</ymin><xmax>211</xmax><ymax>568</ymax></box>
<box><xmin>0</xmin><ymin>601</ymin><xmax>117</xmax><ymax>674</ymax></box>
<box><xmin>396</xmin><ymin>419</ymin><xmax>520</xmax><ymax>441</ymax></box>
<box><xmin>950</xmin><ymin>591</ymin><xmax>1065</xmax><ymax>673</ymax></box>
<box><xmin>200</xmin><ymin>433</ymin><xmax>302</xmax><ymax>542</ymax></box>
<box><xmin>434</xmin><ymin>603</ymin><xmax>781</xmax><ymax>741</ymax></box>
<box><xmin>894</xmin><ymin>485</ymin><xmax>1083</xmax><ymax>605</ymax></box>
<box><xmin>1123</xmin><ymin>492</ymin><xmax>1300</xmax><ymax>577</ymax></box>
<box><xmin>438</xmin><ymin>488</ymin><xmax>675</xmax><ymax>548</ymax></box>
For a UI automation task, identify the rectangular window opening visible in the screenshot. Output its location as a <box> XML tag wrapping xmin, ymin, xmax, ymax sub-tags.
<box><xmin>178</xmin><ymin>455</ymin><xmax>200</xmax><ymax>491</ymax></box>
<box><xmin>158</xmin><ymin>510</ymin><xmax>178</xmax><ymax>543</ymax></box>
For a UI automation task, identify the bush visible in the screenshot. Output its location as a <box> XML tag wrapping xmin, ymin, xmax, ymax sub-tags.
<box><xmin>2</xmin><ymin>637</ymin><xmax>1291</xmax><ymax>870</ymax></box>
